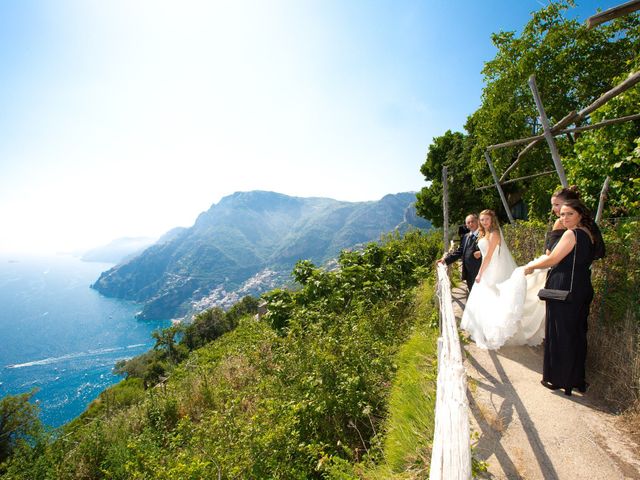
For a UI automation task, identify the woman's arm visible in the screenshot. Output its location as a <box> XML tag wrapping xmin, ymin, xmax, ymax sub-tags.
<box><xmin>475</xmin><ymin>231</ymin><xmax>500</xmax><ymax>283</ymax></box>
<box><xmin>525</xmin><ymin>229</ymin><xmax>576</xmax><ymax>275</ymax></box>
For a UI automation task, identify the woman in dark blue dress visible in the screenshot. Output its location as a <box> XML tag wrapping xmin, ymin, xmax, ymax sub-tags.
<box><xmin>525</xmin><ymin>199</ymin><xmax>603</xmax><ymax>396</ymax></box>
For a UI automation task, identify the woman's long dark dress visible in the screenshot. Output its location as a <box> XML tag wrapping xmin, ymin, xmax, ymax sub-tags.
<box><xmin>543</xmin><ymin>228</ymin><xmax>594</xmax><ymax>389</ymax></box>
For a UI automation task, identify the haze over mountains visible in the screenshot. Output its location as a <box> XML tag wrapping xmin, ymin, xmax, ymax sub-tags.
<box><xmin>91</xmin><ymin>191</ymin><xmax>431</xmax><ymax>320</ymax></box>
<box><xmin>82</xmin><ymin>237</ymin><xmax>157</xmax><ymax>264</ymax></box>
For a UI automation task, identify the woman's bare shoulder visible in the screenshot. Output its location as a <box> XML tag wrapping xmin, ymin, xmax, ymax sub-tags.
<box><xmin>561</xmin><ymin>228</ymin><xmax>578</xmax><ymax>243</ymax></box>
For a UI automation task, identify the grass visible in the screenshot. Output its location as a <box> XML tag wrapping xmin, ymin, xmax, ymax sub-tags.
<box><xmin>360</xmin><ymin>280</ymin><xmax>440</xmax><ymax>479</ymax></box>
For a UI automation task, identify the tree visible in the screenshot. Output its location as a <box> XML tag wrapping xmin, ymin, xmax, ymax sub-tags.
<box><xmin>567</xmin><ymin>71</ymin><xmax>640</xmax><ymax>217</ymax></box>
<box><xmin>182</xmin><ymin>307</ymin><xmax>230</xmax><ymax>350</ymax></box>
<box><xmin>418</xmin><ymin>1</ymin><xmax>640</xmax><ymax>222</ymax></box>
<box><xmin>416</xmin><ymin>130</ymin><xmax>488</xmax><ymax>226</ymax></box>
<box><xmin>473</xmin><ymin>1</ymin><xmax>639</xmax><ymax>218</ymax></box>
<box><xmin>225</xmin><ymin>295</ymin><xmax>259</xmax><ymax>326</ymax></box>
<box><xmin>113</xmin><ymin>349</ymin><xmax>164</xmax><ymax>381</ymax></box>
<box><xmin>471</xmin><ymin>1</ymin><xmax>639</xmax><ymax>219</ymax></box>
<box><xmin>0</xmin><ymin>390</ymin><xmax>42</xmax><ymax>464</ymax></box>
<box><xmin>152</xmin><ymin>324</ymin><xmax>184</xmax><ymax>364</ymax></box>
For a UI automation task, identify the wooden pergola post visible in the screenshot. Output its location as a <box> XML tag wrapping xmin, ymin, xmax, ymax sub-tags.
<box><xmin>483</xmin><ymin>151</ymin><xmax>515</xmax><ymax>224</ymax></box>
<box><xmin>442</xmin><ymin>165</ymin><xmax>450</xmax><ymax>252</ymax></box>
<box><xmin>528</xmin><ymin>74</ymin><xmax>569</xmax><ymax>188</ymax></box>
<box><xmin>595</xmin><ymin>176</ymin><xmax>611</xmax><ymax>224</ymax></box>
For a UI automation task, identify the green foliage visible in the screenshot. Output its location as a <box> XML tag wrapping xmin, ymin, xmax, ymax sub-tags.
<box><xmin>73</xmin><ymin>378</ymin><xmax>146</xmax><ymax>425</ymax></box>
<box><xmin>502</xmin><ymin>219</ymin><xmax>548</xmax><ymax>265</ymax></box>
<box><xmin>416</xmin><ymin>130</ymin><xmax>487</xmax><ymax>227</ymax></box>
<box><xmin>262</xmin><ymin>288</ymin><xmax>296</xmax><ymax>332</ymax></box>
<box><xmin>590</xmin><ymin>220</ymin><xmax>640</xmax><ymax>327</ymax></box>
<box><xmin>152</xmin><ymin>324</ymin><xmax>187</xmax><ymax>365</ymax></box>
<box><xmin>113</xmin><ymin>296</ymin><xmax>259</xmax><ymax>387</ymax></box>
<box><xmin>470</xmin><ymin>431</ymin><xmax>489</xmax><ymax>478</ymax></box>
<box><xmin>113</xmin><ymin>350</ymin><xmax>167</xmax><ymax>387</ymax></box>
<box><xmin>225</xmin><ymin>295</ymin><xmax>259</xmax><ymax>325</ymax></box>
<box><xmin>363</xmin><ymin>280</ymin><xmax>439</xmax><ymax>478</ymax></box>
<box><xmin>182</xmin><ymin>296</ymin><xmax>260</xmax><ymax>351</ymax></box>
<box><xmin>567</xmin><ymin>77</ymin><xmax>640</xmax><ymax>217</ymax></box>
<box><xmin>469</xmin><ymin>0</ymin><xmax>639</xmax><ymax>220</ymax></box>
<box><xmin>418</xmin><ymin>1</ymin><xmax>640</xmax><ymax>224</ymax></box>
<box><xmin>0</xmin><ymin>390</ymin><xmax>43</xmax><ymax>467</ymax></box>
<box><xmin>1</xmin><ymin>230</ymin><xmax>442</xmax><ymax>479</ymax></box>
<box><xmin>181</xmin><ymin>307</ymin><xmax>229</xmax><ymax>350</ymax></box>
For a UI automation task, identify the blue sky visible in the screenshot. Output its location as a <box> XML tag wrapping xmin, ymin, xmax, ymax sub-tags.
<box><xmin>0</xmin><ymin>0</ymin><xmax>621</xmax><ymax>253</ymax></box>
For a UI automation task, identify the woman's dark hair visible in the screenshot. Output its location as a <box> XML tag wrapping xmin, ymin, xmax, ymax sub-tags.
<box><xmin>561</xmin><ymin>198</ymin><xmax>605</xmax><ymax>259</ymax></box>
<box><xmin>552</xmin><ymin>185</ymin><xmax>580</xmax><ymax>201</ymax></box>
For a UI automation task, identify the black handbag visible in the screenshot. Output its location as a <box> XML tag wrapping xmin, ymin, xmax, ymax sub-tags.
<box><xmin>537</xmin><ymin>231</ymin><xmax>577</xmax><ymax>303</ymax></box>
<box><xmin>537</xmin><ymin>288</ymin><xmax>572</xmax><ymax>302</ymax></box>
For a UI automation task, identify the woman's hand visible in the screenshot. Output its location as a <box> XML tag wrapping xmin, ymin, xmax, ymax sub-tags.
<box><xmin>473</xmin><ymin>251</ymin><xmax>481</xmax><ymax>259</ymax></box>
<box><xmin>524</xmin><ymin>266</ymin><xmax>534</xmax><ymax>275</ymax></box>
<box><xmin>475</xmin><ymin>274</ymin><xmax>482</xmax><ymax>283</ymax></box>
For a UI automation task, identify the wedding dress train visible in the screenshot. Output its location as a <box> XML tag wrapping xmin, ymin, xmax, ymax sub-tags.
<box><xmin>460</xmin><ymin>233</ymin><xmax>547</xmax><ymax>350</ymax></box>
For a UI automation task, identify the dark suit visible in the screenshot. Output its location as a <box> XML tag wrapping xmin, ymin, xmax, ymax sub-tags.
<box><xmin>444</xmin><ymin>231</ymin><xmax>481</xmax><ymax>291</ymax></box>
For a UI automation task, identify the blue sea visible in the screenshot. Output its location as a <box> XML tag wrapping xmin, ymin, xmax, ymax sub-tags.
<box><xmin>0</xmin><ymin>254</ymin><xmax>171</xmax><ymax>428</ymax></box>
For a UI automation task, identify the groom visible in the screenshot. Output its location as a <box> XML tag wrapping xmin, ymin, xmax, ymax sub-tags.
<box><xmin>437</xmin><ymin>213</ymin><xmax>482</xmax><ymax>292</ymax></box>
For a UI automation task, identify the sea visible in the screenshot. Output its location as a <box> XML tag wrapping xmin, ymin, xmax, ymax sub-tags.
<box><xmin>0</xmin><ymin>254</ymin><xmax>172</xmax><ymax>428</ymax></box>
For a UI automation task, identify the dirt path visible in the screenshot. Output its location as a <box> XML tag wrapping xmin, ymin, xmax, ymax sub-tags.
<box><xmin>451</xmin><ymin>285</ymin><xmax>640</xmax><ymax>480</ymax></box>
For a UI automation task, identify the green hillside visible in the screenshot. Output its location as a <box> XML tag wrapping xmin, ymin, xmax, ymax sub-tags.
<box><xmin>0</xmin><ymin>230</ymin><xmax>442</xmax><ymax>479</ymax></box>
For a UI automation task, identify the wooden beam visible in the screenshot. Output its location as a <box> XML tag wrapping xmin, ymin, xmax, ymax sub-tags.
<box><xmin>577</xmin><ymin>70</ymin><xmax>640</xmax><ymax>119</ymax></box>
<box><xmin>528</xmin><ymin>74</ymin><xmax>569</xmax><ymax>188</ymax></box>
<box><xmin>488</xmin><ymin>111</ymin><xmax>577</xmax><ymax>153</ymax></box>
<box><xmin>475</xmin><ymin>170</ymin><xmax>556</xmax><ymax>191</ymax></box>
<box><xmin>595</xmin><ymin>176</ymin><xmax>611</xmax><ymax>224</ymax></box>
<box><xmin>483</xmin><ymin>151</ymin><xmax>515</xmax><ymax>223</ymax></box>
<box><xmin>489</xmin><ymin>112</ymin><xmax>640</xmax><ymax>157</ymax></box>
<box><xmin>506</xmin><ymin>112</ymin><xmax>640</xmax><ymax>177</ymax></box>
<box><xmin>479</xmin><ymin>113</ymin><xmax>637</xmax><ymax>191</ymax></box>
<box><xmin>493</xmin><ymin>70</ymin><xmax>639</xmax><ymax>178</ymax></box>
<box><xmin>499</xmin><ymin>111</ymin><xmax>578</xmax><ymax>181</ymax></box>
<box><xmin>587</xmin><ymin>0</ymin><xmax>640</xmax><ymax>28</ymax></box>
<box><xmin>557</xmin><ymin>112</ymin><xmax>640</xmax><ymax>135</ymax></box>
<box><xmin>487</xmin><ymin>132</ymin><xmax>545</xmax><ymax>152</ymax></box>
<box><xmin>513</xmin><ymin>137</ymin><xmax>542</xmax><ymax>163</ymax></box>
<box><xmin>442</xmin><ymin>166</ymin><xmax>450</xmax><ymax>252</ymax></box>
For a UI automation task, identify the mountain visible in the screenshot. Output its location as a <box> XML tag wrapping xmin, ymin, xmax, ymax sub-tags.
<box><xmin>91</xmin><ymin>191</ymin><xmax>431</xmax><ymax>320</ymax></box>
<box><xmin>81</xmin><ymin>237</ymin><xmax>157</xmax><ymax>264</ymax></box>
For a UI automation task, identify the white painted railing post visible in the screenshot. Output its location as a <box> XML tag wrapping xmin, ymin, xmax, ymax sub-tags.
<box><xmin>430</xmin><ymin>263</ymin><xmax>472</xmax><ymax>480</ymax></box>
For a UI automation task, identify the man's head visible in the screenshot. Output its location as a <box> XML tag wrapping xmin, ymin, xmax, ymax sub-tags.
<box><xmin>465</xmin><ymin>214</ymin><xmax>478</xmax><ymax>232</ymax></box>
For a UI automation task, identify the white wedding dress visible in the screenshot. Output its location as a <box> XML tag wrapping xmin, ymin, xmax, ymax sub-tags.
<box><xmin>460</xmin><ymin>232</ymin><xmax>547</xmax><ymax>350</ymax></box>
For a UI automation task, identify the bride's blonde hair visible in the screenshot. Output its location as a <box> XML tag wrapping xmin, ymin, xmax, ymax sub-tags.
<box><xmin>478</xmin><ymin>209</ymin><xmax>500</xmax><ymax>238</ymax></box>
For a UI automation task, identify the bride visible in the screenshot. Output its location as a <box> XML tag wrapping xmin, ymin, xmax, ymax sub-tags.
<box><xmin>461</xmin><ymin>209</ymin><xmax>547</xmax><ymax>350</ymax></box>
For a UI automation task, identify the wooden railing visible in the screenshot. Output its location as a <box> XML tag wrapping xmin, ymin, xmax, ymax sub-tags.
<box><xmin>429</xmin><ymin>263</ymin><xmax>472</xmax><ymax>479</ymax></box>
